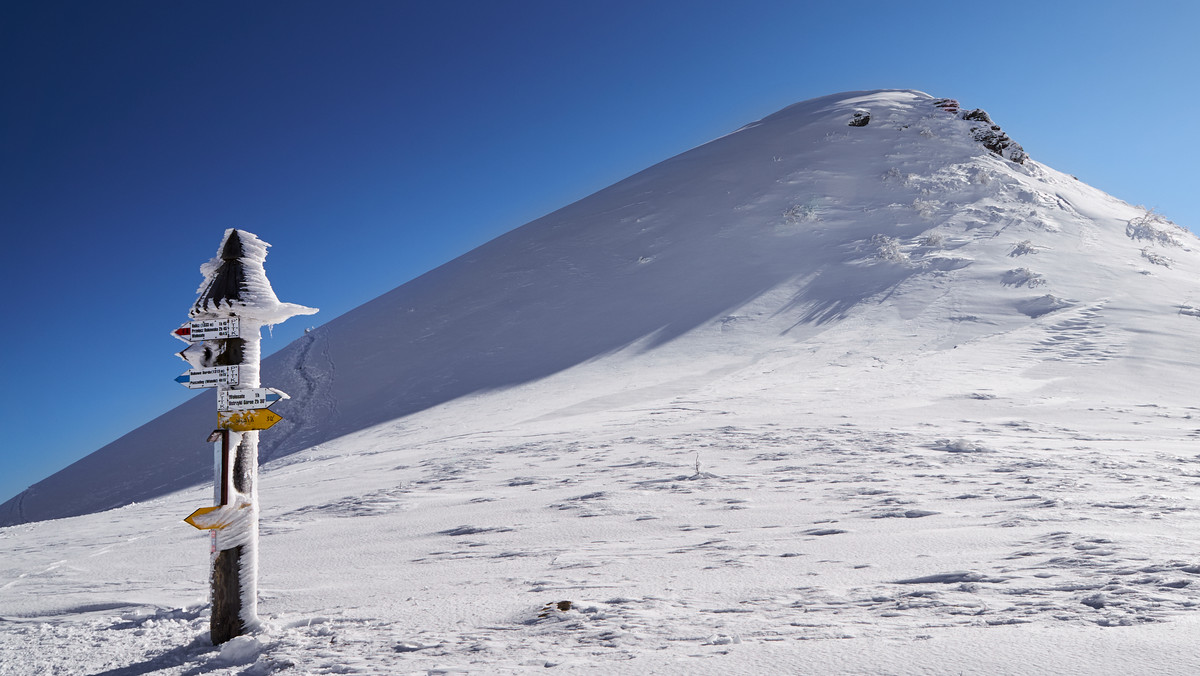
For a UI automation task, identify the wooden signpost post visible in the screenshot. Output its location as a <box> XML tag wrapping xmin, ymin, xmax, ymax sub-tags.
<box><xmin>175</xmin><ymin>229</ymin><xmax>316</xmax><ymax>645</ymax></box>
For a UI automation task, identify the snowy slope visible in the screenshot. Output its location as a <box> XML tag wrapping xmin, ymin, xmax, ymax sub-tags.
<box><xmin>5</xmin><ymin>90</ymin><xmax>1200</xmax><ymax>674</ymax></box>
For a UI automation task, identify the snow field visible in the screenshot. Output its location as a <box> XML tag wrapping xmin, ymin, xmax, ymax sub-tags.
<box><xmin>6</xmin><ymin>379</ymin><xmax>1200</xmax><ymax>674</ymax></box>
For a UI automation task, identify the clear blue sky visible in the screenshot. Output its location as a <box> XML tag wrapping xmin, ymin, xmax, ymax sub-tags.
<box><xmin>2</xmin><ymin>0</ymin><xmax>1197</xmax><ymax>505</ymax></box>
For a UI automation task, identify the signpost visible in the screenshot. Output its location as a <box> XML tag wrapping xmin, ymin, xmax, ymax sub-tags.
<box><xmin>175</xmin><ymin>365</ymin><xmax>240</xmax><ymax>388</ymax></box>
<box><xmin>173</xmin><ymin>317</ymin><xmax>241</xmax><ymax>342</ymax></box>
<box><xmin>185</xmin><ymin>502</ymin><xmax>251</xmax><ymax>530</ymax></box>
<box><xmin>175</xmin><ymin>229</ymin><xmax>316</xmax><ymax>645</ymax></box>
<box><xmin>177</xmin><ymin>342</ymin><xmax>220</xmax><ymax>370</ymax></box>
<box><xmin>217</xmin><ymin>408</ymin><xmax>283</xmax><ymax>432</ymax></box>
<box><xmin>217</xmin><ymin>387</ymin><xmax>286</xmax><ymax>412</ymax></box>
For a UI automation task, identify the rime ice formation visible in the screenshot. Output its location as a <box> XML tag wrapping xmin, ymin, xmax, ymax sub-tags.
<box><xmin>191</xmin><ymin>228</ymin><xmax>318</xmax><ymax>325</ymax></box>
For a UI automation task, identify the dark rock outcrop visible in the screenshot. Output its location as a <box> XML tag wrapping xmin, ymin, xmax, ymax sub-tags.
<box><xmin>961</xmin><ymin>108</ymin><xmax>993</xmax><ymax>124</ymax></box>
<box><xmin>848</xmin><ymin>110</ymin><xmax>870</xmax><ymax>127</ymax></box>
<box><xmin>960</xmin><ymin>107</ymin><xmax>1026</xmax><ymax>164</ymax></box>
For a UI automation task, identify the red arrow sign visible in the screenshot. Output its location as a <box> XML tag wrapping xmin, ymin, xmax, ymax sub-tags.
<box><xmin>172</xmin><ymin>318</ymin><xmax>241</xmax><ymax>343</ymax></box>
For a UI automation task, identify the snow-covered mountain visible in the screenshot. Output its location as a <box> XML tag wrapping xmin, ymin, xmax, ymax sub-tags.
<box><xmin>6</xmin><ymin>90</ymin><xmax>1194</xmax><ymax>527</ymax></box>
<box><xmin>6</xmin><ymin>90</ymin><xmax>1200</xmax><ymax>674</ymax></box>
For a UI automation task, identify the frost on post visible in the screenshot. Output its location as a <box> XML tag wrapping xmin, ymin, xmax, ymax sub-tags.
<box><xmin>185</xmin><ymin>228</ymin><xmax>317</xmax><ymax>643</ymax></box>
<box><xmin>191</xmin><ymin>228</ymin><xmax>318</xmax><ymax>325</ymax></box>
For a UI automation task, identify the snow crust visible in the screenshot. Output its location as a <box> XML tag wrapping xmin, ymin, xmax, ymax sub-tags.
<box><xmin>5</xmin><ymin>90</ymin><xmax>1200</xmax><ymax>673</ymax></box>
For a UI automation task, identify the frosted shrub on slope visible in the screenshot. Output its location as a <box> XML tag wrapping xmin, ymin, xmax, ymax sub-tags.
<box><xmin>871</xmin><ymin>234</ymin><xmax>907</xmax><ymax>263</ymax></box>
<box><xmin>1141</xmin><ymin>248</ymin><xmax>1172</xmax><ymax>267</ymax></box>
<box><xmin>936</xmin><ymin>438</ymin><xmax>991</xmax><ymax>453</ymax></box>
<box><xmin>783</xmin><ymin>203</ymin><xmax>819</xmax><ymax>225</ymax></box>
<box><xmin>882</xmin><ymin>166</ymin><xmax>914</xmax><ymax>186</ymax></box>
<box><xmin>919</xmin><ymin>233</ymin><xmax>944</xmax><ymax>249</ymax></box>
<box><xmin>912</xmin><ymin>199</ymin><xmax>939</xmax><ymax>219</ymax></box>
<box><xmin>1010</xmin><ymin>240</ymin><xmax>1039</xmax><ymax>257</ymax></box>
<box><xmin>1126</xmin><ymin>210</ymin><xmax>1187</xmax><ymax>248</ymax></box>
<box><xmin>1002</xmin><ymin>268</ymin><xmax>1047</xmax><ymax>288</ymax></box>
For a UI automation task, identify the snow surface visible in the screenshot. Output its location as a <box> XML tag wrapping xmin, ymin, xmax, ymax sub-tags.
<box><xmin>6</xmin><ymin>89</ymin><xmax>1200</xmax><ymax>673</ymax></box>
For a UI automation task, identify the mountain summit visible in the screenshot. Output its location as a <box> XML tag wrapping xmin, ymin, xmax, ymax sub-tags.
<box><xmin>4</xmin><ymin>89</ymin><xmax>1197</xmax><ymax>526</ymax></box>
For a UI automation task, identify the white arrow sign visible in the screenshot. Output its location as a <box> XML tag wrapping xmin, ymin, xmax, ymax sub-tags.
<box><xmin>172</xmin><ymin>317</ymin><xmax>241</xmax><ymax>343</ymax></box>
<box><xmin>177</xmin><ymin>342</ymin><xmax>225</xmax><ymax>369</ymax></box>
<box><xmin>218</xmin><ymin>387</ymin><xmax>289</xmax><ymax>412</ymax></box>
<box><xmin>176</xmin><ymin>365</ymin><xmax>239</xmax><ymax>389</ymax></box>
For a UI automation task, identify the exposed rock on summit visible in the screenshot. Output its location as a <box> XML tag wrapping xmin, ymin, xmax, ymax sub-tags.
<box><xmin>960</xmin><ymin>107</ymin><xmax>1027</xmax><ymax>164</ymax></box>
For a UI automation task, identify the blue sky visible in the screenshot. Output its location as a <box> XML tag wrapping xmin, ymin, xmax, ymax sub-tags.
<box><xmin>2</xmin><ymin>0</ymin><xmax>1197</xmax><ymax>505</ymax></box>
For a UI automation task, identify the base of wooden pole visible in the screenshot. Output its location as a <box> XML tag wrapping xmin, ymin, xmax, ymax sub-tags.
<box><xmin>211</xmin><ymin>545</ymin><xmax>244</xmax><ymax>644</ymax></box>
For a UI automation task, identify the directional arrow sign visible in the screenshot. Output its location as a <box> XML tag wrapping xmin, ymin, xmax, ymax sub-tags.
<box><xmin>177</xmin><ymin>341</ymin><xmax>223</xmax><ymax>369</ymax></box>
<box><xmin>217</xmin><ymin>408</ymin><xmax>283</xmax><ymax>432</ymax></box>
<box><xmin>218</xmin><ymin>387</ymin><xmax>288</xmax><ymax>412</ymax></box>
<box><xmin>176</xmin><ymin>365</ymin><xmax>239</xmax><ymax>389</ymax></box>
<box><xmin>172</xmin><ymin>317</ymin><xmax>240</xmax><ymax>343</ymax></box>
<box><xmin>185</xmin><ymin>502</ymin><xmax>252</xmax><ymax>530</ymax></box>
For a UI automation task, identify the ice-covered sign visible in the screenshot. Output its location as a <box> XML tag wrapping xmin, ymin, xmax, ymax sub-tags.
<box><xmin>185</xmin><ymin>501</ymin><xmax>252</xmax><ymax>531</ymax></box>
<box><xmin>217</xmin><ymin>388</ymin><xmax>287</xmax><ymax>412</ymax></box>
<box><xmin>177</xmin><ymin>341</ymin><xmax>229</xmax><ymax>370</ymax></box>
<box><xmin>175</xmin><ymin>365</ymin><xmax>240</xmax><ymax>389</ymax></box>
<box><xmin>217</xmin><ymin>408</ymin><xmax>283</xmax><ymax>432</ymax></box>
<box><xmin>173</xmin><ymin>318</ymin><xmax>240</xmax><ymax>342</ymax></box>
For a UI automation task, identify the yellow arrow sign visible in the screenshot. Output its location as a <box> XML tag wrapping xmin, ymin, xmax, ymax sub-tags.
<box><xmin>217</xmin><ymin>408</ymin><xmax>283</xmax><ymax>432</ymax></box>
<box><xmin>184</xmin><ymin>502</ymin><xmax>252</xmax><ymax>530</ymax></box>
